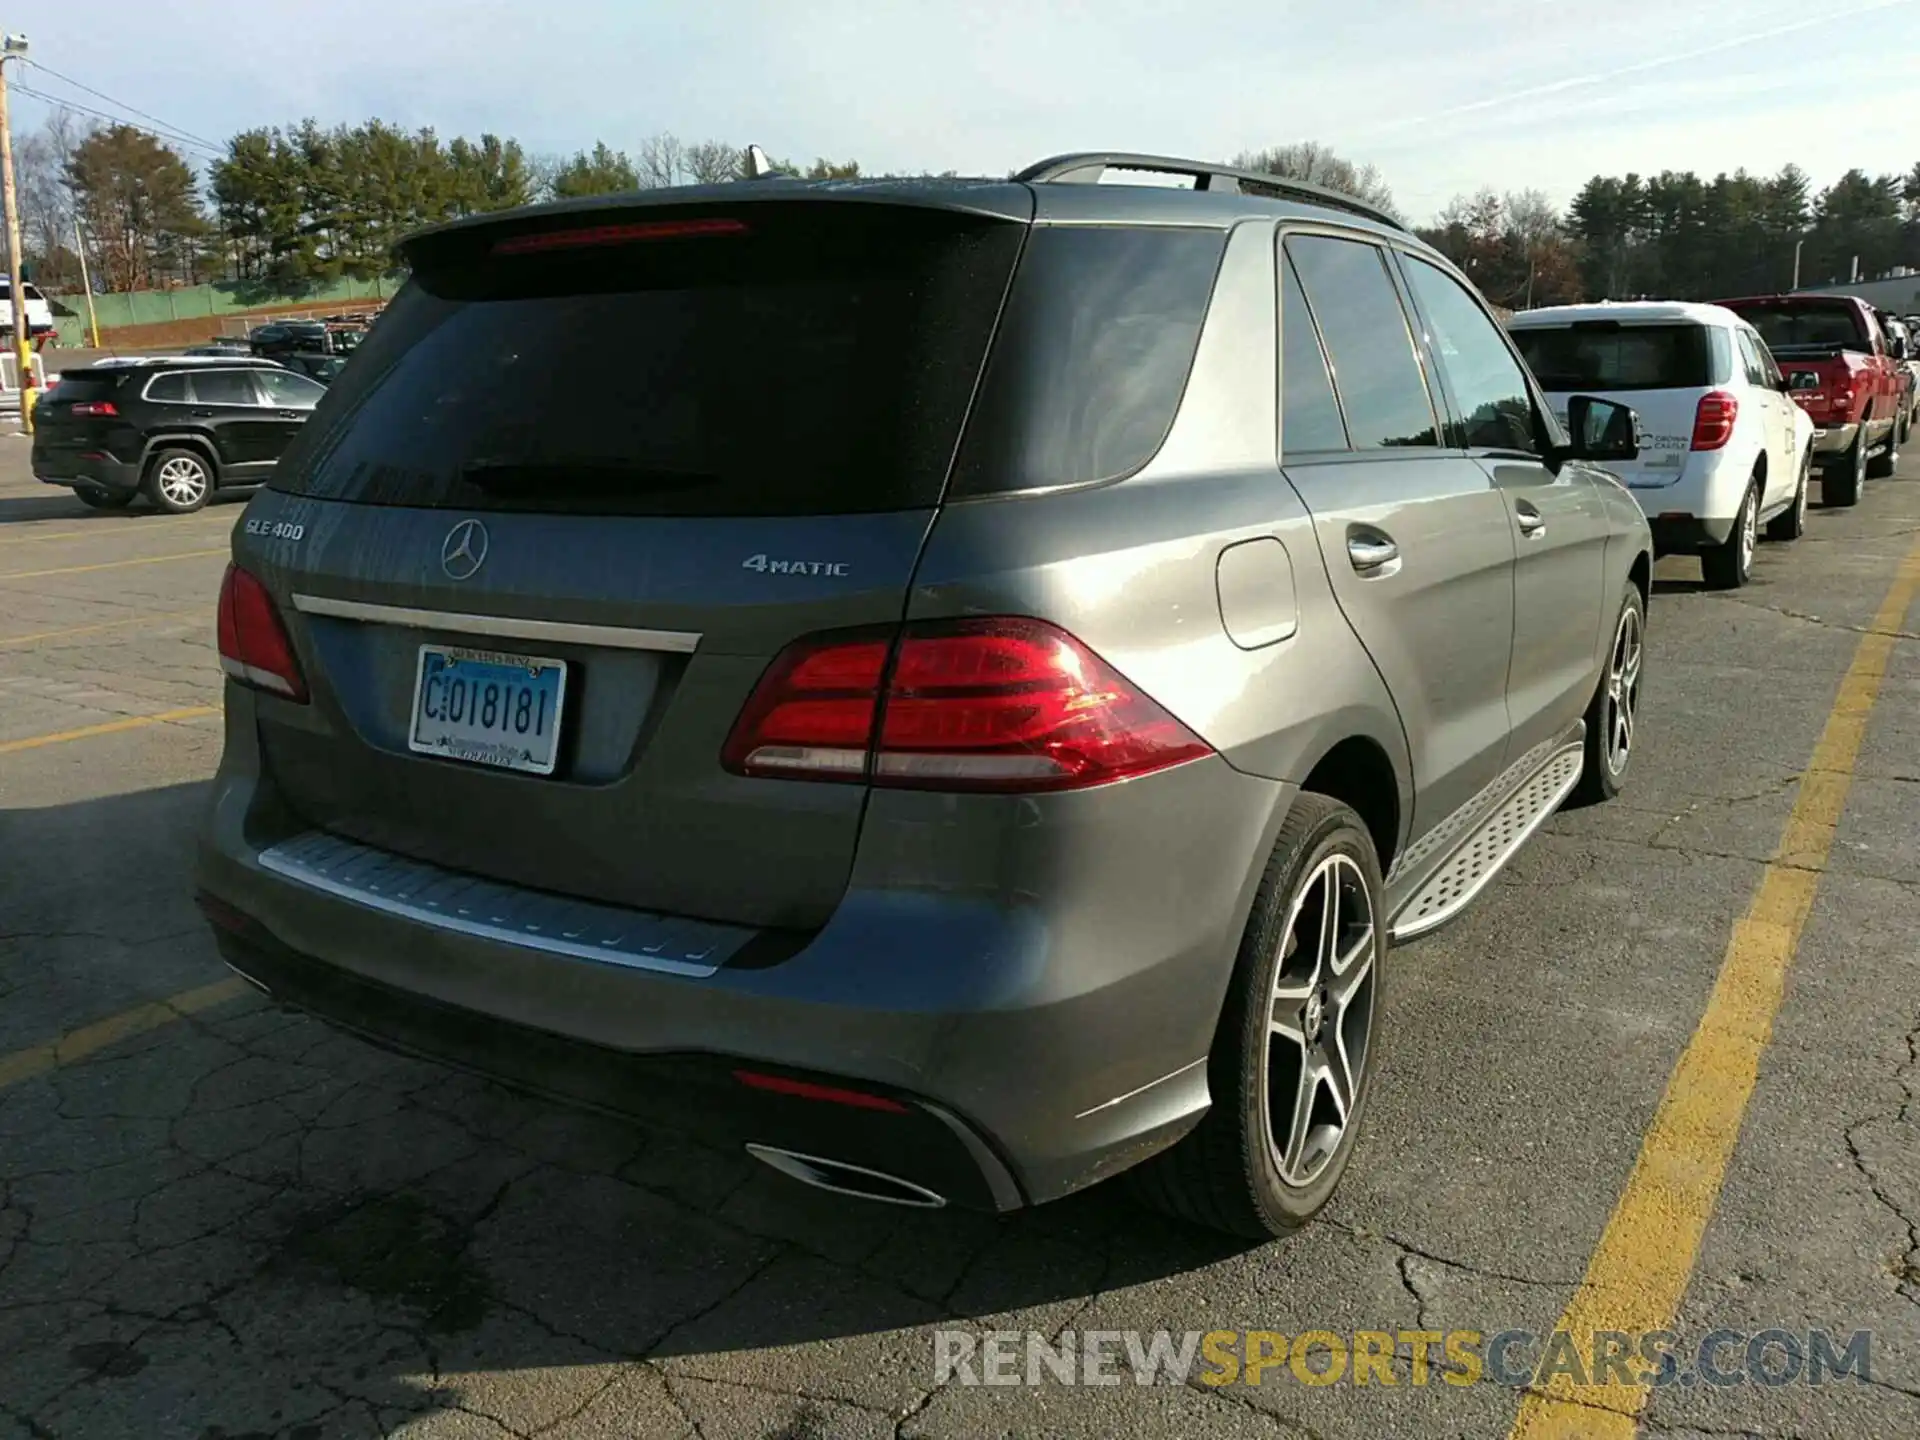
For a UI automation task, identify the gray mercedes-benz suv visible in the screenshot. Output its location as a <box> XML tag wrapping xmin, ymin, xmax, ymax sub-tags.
<box><xmin>196</xmin><ymin>152</ymin><xmax>1654</xmax><ymax>1238</ymax></box>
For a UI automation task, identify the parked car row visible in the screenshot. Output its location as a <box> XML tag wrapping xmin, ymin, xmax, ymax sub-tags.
<box><xmin>1509</xmin><ymin>288</ymin><xmax>1902</xmax><ymax>587</ymax></box>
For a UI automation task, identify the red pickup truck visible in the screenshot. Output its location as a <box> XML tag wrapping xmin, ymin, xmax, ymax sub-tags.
<box><xmin>1716</xmin><ymin>293</ymin><xmax>1901</xmax><ymax>507</ymax></box>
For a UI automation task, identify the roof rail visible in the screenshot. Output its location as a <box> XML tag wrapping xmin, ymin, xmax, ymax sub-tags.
<box><xmin>1012</xmin><ymin>152</ymin><xmax>1404</xmax><ymax>232</ymax></box>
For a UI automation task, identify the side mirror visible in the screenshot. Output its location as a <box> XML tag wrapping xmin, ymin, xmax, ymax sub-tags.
<box><xmin>1786</xmin><ymin>370</ymin><xmax>1821</xmax><ymax>392</ymax></box>
<box><xmin>1561</xmin><ymin>395</ymin><xmax>1641</xmax><ymax>464</ymax></box>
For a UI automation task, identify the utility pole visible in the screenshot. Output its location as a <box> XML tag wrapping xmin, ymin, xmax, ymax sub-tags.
<box><xmin>73</xmin><ymin>216</ymin><xmax>98</xmax><ymax>348</ymax></box>
<box><xmin>1792</xmin><ymin>239</ymin><xmax>1803</xmax><ymax>291</ymax></box>
<box><xmin>0</xmin><ymin>33</ymin><xmax>32</xmax><ymax>432</ymax></box>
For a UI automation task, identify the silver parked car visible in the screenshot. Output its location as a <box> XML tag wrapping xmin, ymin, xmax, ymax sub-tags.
<box><xmin>196</xmin><ymin>152</ymin><xmax>1655</xmax><ymax>1238</ymax></box>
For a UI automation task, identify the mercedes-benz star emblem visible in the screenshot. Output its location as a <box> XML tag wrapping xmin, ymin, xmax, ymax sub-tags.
<box><xmin>441</xmin><ymin>519</ymin><xmax>489</xmax><ymax>581</ymax></box>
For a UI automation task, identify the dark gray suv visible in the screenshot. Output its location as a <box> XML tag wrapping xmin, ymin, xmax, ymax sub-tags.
<box><xmin>196</xmin><ymin>153</ymin><xmax>1654</xmax><ymax>1238</ymax></box>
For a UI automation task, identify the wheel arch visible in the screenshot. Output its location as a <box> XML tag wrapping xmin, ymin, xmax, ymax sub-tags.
<box><xmin>140</xmin><ymin>432</ymin><xmax>221</xmax><ymax>481</ymax></box>
<box><xmin>1294</xmin><ymin>730</ymin><xmax>1406</xmax><ymax>876</ymax></box>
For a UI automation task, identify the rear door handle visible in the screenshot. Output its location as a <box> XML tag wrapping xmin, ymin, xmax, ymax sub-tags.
<box><xmin>278</xmin><ymin>409</ymin><xmax>299</xmax><ymax>418</ymax></box>
<box><xmin>1516</xmin><ymin>504</ymin><xmax>1547</xmax><ymax>538</ymax></box>
<box><xmin>190</xmin><ymin>408</ymin><xmax>214</xmax><ymax>417</ymax></box>
<box><xmin>1346</xmin><ymin>535</ymin><xmax>1399</xmax><ymax>571</ymax></box>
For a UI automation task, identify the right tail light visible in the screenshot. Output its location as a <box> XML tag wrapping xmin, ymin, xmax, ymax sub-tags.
<box><xmin>721</xmin><ymin>617</ymin><xmax>1213</xmax><ymax>793</ymax></box>
<box><xmin>1690</xmin><ymin>390</ymin><xmax>1738</xmax><ymax>451</ymax></box>
<box><xmin>216</xmin><ymin>563</ymin><xmax>308</xmax><ymax>702</ymax></box>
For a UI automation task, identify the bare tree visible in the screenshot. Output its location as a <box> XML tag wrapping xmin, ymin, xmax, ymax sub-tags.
<box><xmin>1232</xmin><ymin>141</ymin><xmax>1399</xmax><ymax>219</ymax></box>
<box><xmin>636</xmin><ymin>132</ymin><xmax>687</xmax><ymax>189</ymax></box>
<box><xmin>17</xmin><ymin>106</ymin><xmax>92</xmax><ymax>288</ymax></box>
<box><xmin>684</xmin><ymin>139</ymin><xmax>740</xmax><ymax>186</ymax></box>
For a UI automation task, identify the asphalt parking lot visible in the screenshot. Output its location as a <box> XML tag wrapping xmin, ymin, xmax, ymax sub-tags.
<box><xmin>2</xmin><ymin>438</ymin><xmax>1918</xmax><ymax>1440</ymax></box>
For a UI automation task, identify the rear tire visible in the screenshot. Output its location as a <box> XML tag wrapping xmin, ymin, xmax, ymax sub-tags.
<box><xmin>1765</xmin><ymin>451</ymin><xmax>1809</xmax><ymax>543</ymax></box>
<box><xmin>1823</xmin><ymin>431</ymin><xmax>1865</xmax><ymax>508</ymax></box>
<box><xmin>1129</xmin><ymin>793</ymin><xmax>1385</xmax><ymax>1239</ymax></box>
<box><xmin>1869</xmin><ymin>422</ymin><xmax>1898</xmax><ymax>479</ymax></box>
<box><xmin>1701</xmin><ymin>481</ymin><xmax>1757</xmax><ymax>590</ymax></box>
<box><xmin>74</xmin><ymin>485</ymin><xmax>133</xmax><ymax>511</ymax></box>
<box><xmin>143</xmin><ymin>448</ymin><xmax>212</xmax><ymax>515</ymax></box>
<box><xmin>1574</xmin><ymin>582</ymin><xmax>1644</xmax><ymax>805</ymax></box>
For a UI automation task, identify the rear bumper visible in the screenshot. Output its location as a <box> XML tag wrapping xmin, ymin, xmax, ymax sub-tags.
<box><xmin>32</xmin><ymin>447</ymin><xmax>139</xmax><ymax>495</ymax></box>
<box><xmin>1811</xmin><ymin>422</ymin><xmax>1860</xmax><ymax>457</ymax></box>
<box><xmin>1648</xmin><ymin>515</ymin><xmax>1735</xmax><ymax>555</ymax></box>
<box><xmin>195</xmin><ymin>691</ymin><xmax>1290</xmax><ymax>1211</ymax></box>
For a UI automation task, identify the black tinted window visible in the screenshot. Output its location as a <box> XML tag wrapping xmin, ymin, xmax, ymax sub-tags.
<box><xmin>146</xmin><ymin>373</ymin><xmax>189</xmax><ymax>402</ymax></box>
<box><xmin>1726</xmin><ymin>304</ymin><xmax>1862</xmax><ymax>351</ymax></box>
<box><xmin>275</xmin><ymin>205</ymin><xmax>1023</xmax><ymax>516</ymax></box>
<box><xmin>1286</xmin><ymin>236</ymin><xmax>1438</xmax><ymax>449</ymax></box>
<box><xmin>1402</xmin><ymin>257</ymin><xmax>1538</xmax><ymax>453</ymax></box>
<box><xmin>951</xmin><ymin>226</ymin><xmax>1225</xmax><ymax>496</ymax></box>
<box><xmin>49</xmin><ymin>373</ymin><xmax>125</xmax><ymax>403</ymax></box>
<box><xmin>191</xmin><ymin>371</ymin><xmax>259</xmax><ymax>406</ymax></box>
<box><xmin>1512</xmin><ymin>324</ymin><xmax>1715</xmax><ymax>391</ymax></box>
<box><xmin>1280</xmin><ymin>254</ymin><xmax>1348</xmax><ymax>453</ymax></box>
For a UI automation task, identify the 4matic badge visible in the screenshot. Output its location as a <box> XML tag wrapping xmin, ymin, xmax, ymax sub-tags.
<box><xmin>742</xmin><ymin>554</ymin><xmax>849</xmax><ymax>577</ymax></box>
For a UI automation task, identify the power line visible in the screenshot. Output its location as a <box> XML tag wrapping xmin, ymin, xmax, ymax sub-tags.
<box><xmin>21</xmin><ymin>59</ymin><xmax>223</xmax><ymax>151</ymax></box>
<box><xmin>9</xmin><ymin>83</ymin><xmax>224</xmax><ymax>161</ymax></box>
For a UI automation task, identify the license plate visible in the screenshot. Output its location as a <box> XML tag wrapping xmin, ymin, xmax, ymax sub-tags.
<box><xmin>408</xmin><ymin>645</ymin><xmax>567</xmax><ymax>775</ymax></box>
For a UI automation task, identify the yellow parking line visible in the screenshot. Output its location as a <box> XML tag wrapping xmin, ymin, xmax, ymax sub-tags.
<box><xmin>0</xmin><ymin>612</ymin><xmax>198</xmax><ymax>647</ymax></box>
<box><xmin>0</xmin><ymin>978</ymin><xmax>250</xmax><ymax>1092</ymax></box>
<box><xmin>0</xmin><ymin>705</ymin><xmax>220</xmax><ymax>755</ymax></box>
<box><xmin>0</xmin><ymin>547</ymin><xmax>227</xmax><ymax>581</ymax></box>
<box><xmin>0</xmin><ymin>516</ymin><xmax>231</xmax><ymax>548</ymax></box>
<box><xmin>1510</xmin><ymin>532</ymin><xmax>1920</xmax><ymax>1439</ymax></box>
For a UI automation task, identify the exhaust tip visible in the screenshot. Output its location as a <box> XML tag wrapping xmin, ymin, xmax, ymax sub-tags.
<box><xmin>745</xmin><ymin>1144</ymin><xmax>946</xmax><ymax>1209</ymax></box>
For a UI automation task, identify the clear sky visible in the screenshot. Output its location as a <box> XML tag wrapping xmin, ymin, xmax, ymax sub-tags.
<box><xmin>11</xmin><ymin>0</ymin><xmax>1920</xmax><ymax>222</ymax></box>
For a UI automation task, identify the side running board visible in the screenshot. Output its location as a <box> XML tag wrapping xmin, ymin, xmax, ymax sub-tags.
<box><xmin>1387</xmin><ymin>730</ymin><xmax>1586</xmax><ymax>942</ymax></box>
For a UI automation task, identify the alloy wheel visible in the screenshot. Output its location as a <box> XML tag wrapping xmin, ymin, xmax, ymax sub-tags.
<box><xmin>1263</xmin><ymin>853</ymin><xmax>1378</xmax><ymax>1188</ymax></box>
<box><xmin>1605</xmin><ymin>602</ymin><xmax>1642</xmax><ymax>775</ymax></box>
<box><xmin>157</xmin><ymin>457</ymin><xmax>208</xmax><ymax>508</ymax></box>
<box><xmin>1739</xmin><ymin>490</ymin><xmax>1757</xmax><ymax>577</ymax></box>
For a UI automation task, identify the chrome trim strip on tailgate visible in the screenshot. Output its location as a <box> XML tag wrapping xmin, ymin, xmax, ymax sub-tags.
<box><xmin>257</xmin><ymin>830</ymin><xmax>742</xmax><ymax>977</ymax></box>
<box><xmin>290</xmin><ymin>594</ymin><xmax>701</xmax><ymax>655</ymax></box>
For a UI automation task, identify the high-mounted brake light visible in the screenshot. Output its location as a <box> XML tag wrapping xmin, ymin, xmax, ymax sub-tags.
<box><xmin>1690</xmin><ymin>390</ymin><xmax>1738</xmax><ymax>451</ymax></box>
<box><xmin>490</xmin><ymin>218</ymin><xmax>750</xmax><ymax>256</ymax></box>
<box><xmin>216</xmin><ymin>563</ymin><xmax>308</xmax><ymax>702</ymax></box>
<box><xmin>68</xmin><ymin>400</ymin><xmax>117</xmax><ymax>417</ymax></box>
<box><xmin>721</xmin><ymin>618</ymin><xmax>1214</xmax><ymax>793</ymax></box>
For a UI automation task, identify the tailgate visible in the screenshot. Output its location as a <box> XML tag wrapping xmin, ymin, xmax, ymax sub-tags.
<box><xmin>245</xmin><ymin>194</ymin><xmax>1030</xmax><ymax>931</ymax></box>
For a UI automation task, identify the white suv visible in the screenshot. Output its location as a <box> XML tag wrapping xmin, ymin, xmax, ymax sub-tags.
<box><xmin>1509</xmin><ymin>301</ymin><xmax>1814</xmax><ymax>589</ymax></box>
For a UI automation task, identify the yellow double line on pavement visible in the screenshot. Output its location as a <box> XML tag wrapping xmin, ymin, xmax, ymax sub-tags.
<box><xmin>1510</xmin><ymin>531</ymin><xmax>1920</xmax><ymax>1438</ymax></box>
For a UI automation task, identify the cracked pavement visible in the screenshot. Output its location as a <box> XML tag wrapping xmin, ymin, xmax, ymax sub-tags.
<box><xmin>1</xmin><ymin>442</ymin><xmax>1918</xmax><ymax>1439</ymax></box>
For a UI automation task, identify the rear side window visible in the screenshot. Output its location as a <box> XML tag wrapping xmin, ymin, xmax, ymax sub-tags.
<box><xmin>191</xmin><ymin>371</ymin><xmax>261</xmax><ymax>406</ymax></box>
<box><xmin>146</xmin><ymin>373</ymin><xmax>189</xmax><ymax>402</ymax></box>
<box><xmin>1285</xmin><ymin>235</ymin><xmax>1439</xmax><ymax>450</ymax></box>
<box><xmin>275</xmin><ymin>204</ymin><xmax>1025</xmax><ymax>516</ymax></box>
<box><xmin>950</xmin><ymin>226</ymin><xmax>1225</xmax><ymax>497</ymax></box>
<box><xmin>1279</xmin><ymin>255</ymin><xmax>1348</xmax><ymax>453</ymax></box>
<box><xmin>1511</xmin><ymin>324</ymin><xmax>1717</xmax><ymax>391</ymax></box>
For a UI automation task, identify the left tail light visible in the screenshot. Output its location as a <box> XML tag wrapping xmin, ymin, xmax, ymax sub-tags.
<box><xmin>721</xmin><ymin>617</ymin><xmax>1214</xmax><ymax>793</ymax></box>
<box><xmin>68</xmin><ymin>400</ymin><xmax>116</xmax><ymax>417</ymax></box>
<box><xmin>217</xmin><ymin>563</ymin><xmax>308</xmax><ymax>702</ymax></box>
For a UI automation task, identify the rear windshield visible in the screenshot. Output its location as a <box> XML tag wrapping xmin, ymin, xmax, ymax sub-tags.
<box><xmin>1723</xmin><ymin>303</ymin><xmax>1864</xmax><ymax>352</ymax></box>
<box><xmin>1511</xmin><ymin>323</ymin><xmax>1717</xmax><ymax>391</ymax></box>
<box><xmin>45</xmin><ymin>373</ymin><xmax>124</xmax><ymax>403</ymax></box>
<box><xmin>272</xmin><ymin>204</ymin><xmax>1025</xmax><ymax>516</ymax></box>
